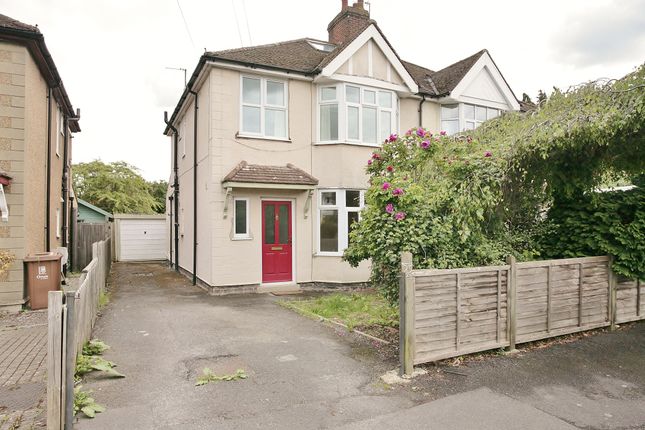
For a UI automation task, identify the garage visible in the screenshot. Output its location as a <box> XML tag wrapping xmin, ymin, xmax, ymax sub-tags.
<box><xmin>114</xmin><ymin>215</ymin><xmax>167</xmax><ymax>262</ymax></box>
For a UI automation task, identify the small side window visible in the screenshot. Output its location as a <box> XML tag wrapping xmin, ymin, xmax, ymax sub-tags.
<box><xmin>233</xmin><ymin>198</ymin><xmax>250</xmax><ymax>239</ymax></box>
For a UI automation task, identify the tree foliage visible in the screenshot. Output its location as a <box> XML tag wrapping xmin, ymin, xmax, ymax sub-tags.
<box><xmin>345</xmin><ymin>64</ymin><xmax>645</xmax><ymax>302</ymax></box>
<box><xmin>73</xmin><ymin>160</ymin><xmax>163</xmax><ymax>215</ymax></box>
<box><xmin>147</xmin><ymin>180</ymin><xmax>169</xmax><ymax>214</ymax></box>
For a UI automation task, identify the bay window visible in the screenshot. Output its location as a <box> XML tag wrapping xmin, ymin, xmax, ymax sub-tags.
<box><xmin>441</xmin><ymin>103</ymin><xmax>502</xmax><ymax>135</ymax></box>
<box><xmin>318</xmin><ymin>189</ymin><xmax>364</xmax><ymax>255</ymax></box>
<box><xmin>319</xmin><ymin>84</ymin><xmax>397</xmax><ymax>145</ymax></box>
<box><xmin>241</xmin><ymin>76</ymin><xmax>288</xmax><ymax>139</ymax></box>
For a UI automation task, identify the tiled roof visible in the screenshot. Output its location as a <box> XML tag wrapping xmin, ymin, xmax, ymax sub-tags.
<box><xmin>427</xmin><ymin>50</ymin><xmax>487</xmax><ymax>97</ymax></box>
<box><xmin>223</xmin><ymin>161</ymin><xmax>319</xmax><ymax>186</ymax></box>
<box><xmin>206</xmin><ymin>38</ymin><xmax>331</xmax><ymax>74</ymax></box>
<box><xmin>0</xmin><ymin>14</ymin><xmax>39</xmax><ymax>33</ymax></box>
<box><xmin>206</xmin><ymin>31</ymin><xmax>486</xmax><ymax>97</ymax></box>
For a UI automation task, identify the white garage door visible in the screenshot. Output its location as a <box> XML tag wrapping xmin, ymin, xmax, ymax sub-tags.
<box><xmin>118</xmin><ymin>218</ymin><xmax>167</xmax><ymax>261</ymax></box>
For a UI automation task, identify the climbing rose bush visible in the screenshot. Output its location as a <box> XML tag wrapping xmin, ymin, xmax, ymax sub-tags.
<box><xmin>344</xmin><ymin>127</ymin><xmax>510</xmax><ymax>303</ymax></box>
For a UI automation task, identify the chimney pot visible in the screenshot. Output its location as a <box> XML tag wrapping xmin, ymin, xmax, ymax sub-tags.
<box><xmin>342</xmin><ymin>0</ymin><xmax>348</xmax><ymax>9</ymax></box>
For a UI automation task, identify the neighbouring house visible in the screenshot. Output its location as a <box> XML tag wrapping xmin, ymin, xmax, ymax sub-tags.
<box><xmin>0</xmin><ymin>14</ymin><xmax>80</xmax><ymax>310</ymax></box>
<box><xmin>77</xmin><ymin>199</ymin><xmax>113</xmax><ymax>223</ymax></box>
<box><xmin>163</xmin><ymin>0</ymin><xmax>520</xmax><ymax>294</ymax></box>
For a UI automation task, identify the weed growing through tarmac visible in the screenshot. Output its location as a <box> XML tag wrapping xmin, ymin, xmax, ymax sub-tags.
<box><xmin>195</xmin><ymin>368</ymin><xmax>248</xmax><ymax>386</ymax></box>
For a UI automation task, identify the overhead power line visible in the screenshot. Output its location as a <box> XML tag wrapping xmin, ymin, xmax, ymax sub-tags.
<box><xmin>241</xmin><ymin>0</ymin><xmax>253</xmax><ymax>45</ymax></box>
<box><xmin>231</xmin><ymin>0</ymin><xmax>245</xmax><ymax>47</ymax></box>
<box><xmin>176</xmin><ymin>0</ymin><xmax>196</xmax><ymax>49</ymax></box>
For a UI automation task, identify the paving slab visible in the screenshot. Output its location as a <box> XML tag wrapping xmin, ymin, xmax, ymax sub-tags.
<box><xmin>338</xmin><ymin>387</ymin><xmax>577</xmax><ymax>430</ymax></box>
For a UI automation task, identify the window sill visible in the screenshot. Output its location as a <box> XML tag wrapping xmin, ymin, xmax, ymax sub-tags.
<box><xmin>314</xmin><ymin>141</ymin><xmax>381</xmax><ymax>148</ymax></box>
<box><xmin>236</xmin><ymin>132</ymin><xmax>291</xmax><ymax>143</ymax></box>
<box><xmin>231</xmin><ymin>235</ymin><xmax>252</xmax><ymax>241</ymax></box>
<box><xmin>314</xmin><ymin>252</ymin><xmax>344</xmax><ymax>257</ymax></box>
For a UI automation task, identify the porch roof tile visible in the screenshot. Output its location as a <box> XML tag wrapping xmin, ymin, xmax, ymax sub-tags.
<box><xmin>222</xmin><ymin>161</ymin><xmax>319</xmax><ymax>186</ymax></box>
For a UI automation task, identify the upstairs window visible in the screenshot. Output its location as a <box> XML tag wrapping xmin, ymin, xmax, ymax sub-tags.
<box><xmin>319</xmin><ymin>84</ymin><xmax>397</xmax><ymax>145</ymax></box>
<box><xmin>241</xmin><ymin>76</ymin><xmax>288</xmax><ymax>139</ymax></box>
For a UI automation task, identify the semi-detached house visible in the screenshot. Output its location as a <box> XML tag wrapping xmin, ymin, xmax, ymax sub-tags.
<box><xmin>163</xmin><ymin>0</ymin><xmax>521</xmax><ymax>293</ymax></box>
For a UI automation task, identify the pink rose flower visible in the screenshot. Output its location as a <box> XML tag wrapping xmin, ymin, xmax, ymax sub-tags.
<box><xmin>484</xmin><ymin>151</ymin><xmax>492</xmax><ymax>157</ymax></box>
<box><xmin>388</xmin><ymin>133</ymin><xmax>398</xmax><ymax>142</ymax></box>
<box><xmin>382</xmin><ymin>182</ymin><xmax>391</xmax><ymax>190</ymax></box>
<box><xmin>421</xmin><ymin>140</ymin><xmax>430</xmax><ymax>149</ymax></box>
<box><xmin>386</xmin><ymin>165</ymin><xmax>394</xmax><ymax>172</ymax></box>
<box><xmin>367</xmin><ymin>159</ymin><xmax>373</xmax><ymax>165</ymax></box>
<box><xmin>392</xmin><ymin>188</ymin><xmax>404</xmax><ymax>196</ymax></box>
<box><xmin>395</xmin><ymin>211</ymin><xmax>406</xmax><ymax>221</ymax></box>
<box><xmin>405</xmin><ymin>129</ymin><xmax>412</xmax><ymax>136</ymax></box>
<box><xmin>440</xmin><ymin>130</ymin><xmax>447</xmax><ymax>136</ymax></box>
<box><xmin>416</xmin><ymin>128</ymin><xmax>425</xmax><ymax>137</ymax></box>
<box><xmin>385</xmin><ymin>203</ymin><xmax>394</xmax><ymax>214</ymax></box>
<box><xmin>372</xmin><ymin>152</ymin><xmax>381</xmax><ymax>160</ymax></box>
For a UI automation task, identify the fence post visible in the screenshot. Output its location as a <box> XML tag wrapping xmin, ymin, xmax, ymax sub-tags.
<box><xmin>608</xmin><ymin>256</ymin><xmax>617</xmax><ymax>330</ymax></box>
<box><xmin>399</xmin><ymin>252</ymin><xmax>415</xmax><ymax>376</ymax></box>
<box><xmin>47</xmin><ymin>291</ymin><xmax>64</xmax><ymax>430</ymax></box>
<box><xmin>506</xmin><ymin>256</ymin><xmax>517</xmax><ymax>352</ymax></box>
<box><xmin>64</xmin><ymin>292</ymin><xmax>76</xmax><ymax>429</ymax></box>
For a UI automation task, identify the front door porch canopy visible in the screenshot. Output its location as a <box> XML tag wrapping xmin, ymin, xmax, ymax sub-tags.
<box><xmin>222</xmin><ymin>161</ymin><xmax>319</xmax><ymax>190</ymax></box>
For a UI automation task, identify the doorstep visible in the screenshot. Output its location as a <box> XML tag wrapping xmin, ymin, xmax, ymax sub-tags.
<box><xmin>257</xmin><ymin>283</ymin><xmax>301</xmax><ymax>294</ymax></box>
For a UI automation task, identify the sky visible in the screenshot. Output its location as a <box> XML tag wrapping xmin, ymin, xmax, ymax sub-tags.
<box><xmin>3</xmin><ymin>0</ymin><xmax>644</xmax><ymax>181</ymax></box>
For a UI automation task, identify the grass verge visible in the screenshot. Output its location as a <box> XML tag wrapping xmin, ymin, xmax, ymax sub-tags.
<box><xmin>281</xmin><ymin>291</ymin><xmax>398</xmax><ymax>335</ymax></box>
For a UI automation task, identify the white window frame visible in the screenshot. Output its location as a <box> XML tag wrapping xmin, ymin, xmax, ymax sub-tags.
<box><xmin>441</xmin><ymin>103</ymin><xmax>502</xmax><ymax>135</ymax></box>
<box><xmin>56</xmin><ymin>208</ymin><xmax>61</xmax><ymax>239</ymax></box>
<box><xmin>316</xmin><ymin>189</ymin><xmax>365</xmax><ymax>256</ymax></box>
<box><xmin>239</xmin><ymin>75</ymin><xmax>289</xmax><ymax>140</ymax></box>
<box><xmin>317</xmin><ymin>83</ymin><xmax>397</xmax><ymax>147</ymax></box>
<box><xmin>232</xmin><ymin>197</ymin><xmax>251</xmax><ymax>240</ymax></box>
<box><xmin>56</xmin><ymin>108</ymin><xmax>64</xmax><ymax>157</ymax></box>
<box><xmin>179</xmin><ymin>119</ymin><xmax>186</xmax><ymax>158</ymax></box>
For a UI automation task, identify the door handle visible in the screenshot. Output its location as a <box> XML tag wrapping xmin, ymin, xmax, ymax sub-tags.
<box><xmin>271</xmin><ymin>246</ymin><xmax>283</xmax><ymax>251</ymax></box>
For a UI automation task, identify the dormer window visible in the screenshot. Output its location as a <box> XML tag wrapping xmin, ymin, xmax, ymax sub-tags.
<box><xmin>318</xmin><ymin>83</ymin><xmax>397</xmax><ymax>146</ymax></box>
<box><xmin>307</xmin><ymin>39</ymin><xmax>335</xmax><ymax>52</ymax></box>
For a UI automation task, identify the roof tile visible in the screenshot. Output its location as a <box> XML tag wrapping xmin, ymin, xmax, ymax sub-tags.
<box><xmin>223</xmin><ymin>161</ymin><xmax>319</xmax><ymax>186</ymax></box>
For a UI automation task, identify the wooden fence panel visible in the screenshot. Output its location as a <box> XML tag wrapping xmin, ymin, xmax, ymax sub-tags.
<box><xmin>47</xmin><ymin>239</ymin><xmax>111</xmax><ymax>428</ymax></box>
<box><xmin>412</xmin><ymin>265</ymin><xmax>510</xmax><ymax>365</ymax></box>
<box><xmin>515</xmin><ymin>257</ymin><xmax>611</xmax><ymax>344</ymax></box>
<box><xmin>616</xmin><ymin>277</ymin><xmax>643</xmax><ymax>323</ymax></box>
<box><xmin>72</xmin><ymin>223</ymin><xmax>111</xmax><ymax>272</ymax></box>
<box><xmin>402</xmin><ymin>254</ymin><xmax>642</xmax><ymax>373</ymax></box>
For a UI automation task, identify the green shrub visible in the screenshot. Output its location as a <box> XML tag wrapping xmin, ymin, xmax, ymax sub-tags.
<box><xmin>539</xmin><ymin>186</ymin><xmax>644</xmax><ymax>280</ymax></box>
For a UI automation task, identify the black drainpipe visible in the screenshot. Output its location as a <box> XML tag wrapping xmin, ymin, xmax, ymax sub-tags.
<box><xmin>45</xmin><ymin>88</ymin><xmax>52</xmax><ymax>252</ymax></box>
<box><xmin>61</xmin><ymin>109</ymin><xmax>80</xmax><ymax>275</ymax></box>
<box><xmin>418</xmin><ymin>94</ymin><xmax>426</xmax><ymax>127</ymax></box>
<box><xmin>168</xmin><ymin>195</ymin><xmax>173</xmax><ymax>267</ymax></box>
<box><xmin>164</xmin><ymin>111</ymin><xmax>180</xmax><ymax>272</ymax></box>
<box><xmin>61</xmin><ymin>113</ymin><xmax>68</xmax><ymax>274</ymax></box>
<box><xmin>189</xmin><ymin>90</ymin><xmax>198</xmax><ymax>286</ymax></box>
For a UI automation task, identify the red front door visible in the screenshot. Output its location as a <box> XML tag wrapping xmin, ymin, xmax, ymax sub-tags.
<box><xmin>262</xmin><ymin>201</ymin><xmax>292</xmax><ymax>283</ymax></box>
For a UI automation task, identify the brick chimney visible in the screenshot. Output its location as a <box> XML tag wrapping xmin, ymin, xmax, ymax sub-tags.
<box><xmin>328</xmin><ymin>0</ymin><xmax>370</xmax><ymax>45</ymax></box>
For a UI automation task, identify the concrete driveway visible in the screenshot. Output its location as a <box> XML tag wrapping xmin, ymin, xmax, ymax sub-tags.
<box><xmin>76</xmin><ymin>263</ymin><xmax>645</xmax><ymax>430</ymax></box>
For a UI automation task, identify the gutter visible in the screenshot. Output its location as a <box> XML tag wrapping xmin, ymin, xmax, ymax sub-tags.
<box><xmin>418</xmin><ymin>94</ymin><xmax>425</xmax><ymax>127</ymax></box>
<box><xmin>189</xmin><ymin>90</ymin><xmax>198</xmax><ymax>286</ymax></box>
<box><xmin>164</xmin><ymin>111</ymin><xmax>180</xmax><ymax>272</ymax></box>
